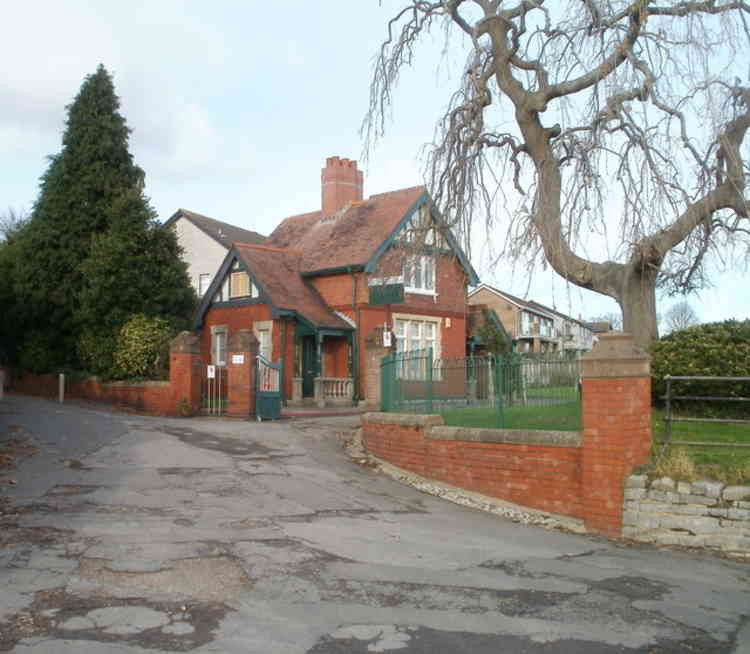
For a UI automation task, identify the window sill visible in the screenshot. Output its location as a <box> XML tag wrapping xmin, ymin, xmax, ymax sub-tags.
<box><xmin>404</xmin><ymin>288</ymin><xmax>437</xmax><ymax>297</ymax></box>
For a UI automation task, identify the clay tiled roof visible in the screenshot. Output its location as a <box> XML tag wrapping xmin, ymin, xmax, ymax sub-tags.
<box><xmin>268</xmin><ymin>186</ymin><xmax>425</xmax><ymax>274</ymax></box>
<box><xmin>169</xmin><ymin>209</ymin><xmax>267</xmax><ymax>248</ymax></box>
<box><xmin>234</xmin><ymin>243</ymin><xmax>351</xmax><ymax>330</ymax></box>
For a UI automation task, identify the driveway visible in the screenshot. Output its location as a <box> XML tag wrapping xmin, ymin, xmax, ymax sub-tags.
<box><xmin>0</xmin><ymin>394</ymin><xmax>748</xmax><ymax>653</ymax></box>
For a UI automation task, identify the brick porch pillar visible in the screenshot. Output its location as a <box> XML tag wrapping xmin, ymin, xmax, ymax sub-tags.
<box><xmin>169</xmin><ymin>331</ymin><xmax>202</xmax><ymax>416</ymax></box>
<box><xmin>581</xmin><ymin>332</ymin><xmax>652</xmax><ymax>537</ymax></box>
<box><xmin>227</xmin><ymin>329</ymin><xmax>259</xmax><ymax>418</ymax></box>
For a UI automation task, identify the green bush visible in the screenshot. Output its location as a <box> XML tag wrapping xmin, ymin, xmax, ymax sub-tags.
<box><xmin>113</xmin><ymin>314</ymin><xmax>174</xmax><ymax>380</ymax></box>
<box><xmin>650</xmin><ymin>319</ymin><xmax>750</xmax><ymax>411</ymax></box>
<box><xmin>77</xmin><ymin>327</ymin><xmax>118</xmax><ymax>378</ymax></box>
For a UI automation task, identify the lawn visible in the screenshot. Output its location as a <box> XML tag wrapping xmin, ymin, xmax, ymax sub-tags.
<box><xmin>440</xmin><ymin>404</ymin><xmax>749</xmax><ymax>482</ymax></box>
<box><xmin>523</xmin><ymin>385</ymin><xmax>579</xmax><ymax>401</ymax></box>
<box><xmin>651</xmin><ymin>408</ymin><xmax>750</xmax><ymax>482</ymax></box>
<box><xmin>442</xmin><ymin>401</ymin><xmax>581</xmax><ymax>431</ymax></box>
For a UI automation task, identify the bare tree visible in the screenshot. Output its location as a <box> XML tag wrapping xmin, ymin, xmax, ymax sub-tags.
<box><xmin>364</xmin><ymin>1</ymin><xmax>750</xmax><ymax>348</ymax></box>
<box><xmin>664</xmin><ymin>300</ymin><xmax>699</xmax><ymax>333</ymax></box>
<box><xmin>0</xmin><ymin>207</ymin><xmax>28</xmax><ymax>243</ymax></box>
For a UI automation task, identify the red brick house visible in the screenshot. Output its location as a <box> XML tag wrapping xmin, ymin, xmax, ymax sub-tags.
<box><xmin>191</xmin><ymin>156</ymin><xmax>479</xmax><ymax>407</ymax></box>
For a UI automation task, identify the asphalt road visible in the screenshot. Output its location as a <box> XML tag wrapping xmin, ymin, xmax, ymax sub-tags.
<box><xmin>0</xmin><ymin>393</ymin><xmax>748</xmax><ymax>653</ymax></box>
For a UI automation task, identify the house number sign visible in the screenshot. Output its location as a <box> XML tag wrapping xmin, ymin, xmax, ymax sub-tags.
<box><xmin>232</xmin><ymin>354</ymin><xmax>244</xmax><ymax>365</ymax></box>
<box><xmin>207</xmin><ymin>365</ymin><xmax>216</xmax><ymax>379</ymax></box>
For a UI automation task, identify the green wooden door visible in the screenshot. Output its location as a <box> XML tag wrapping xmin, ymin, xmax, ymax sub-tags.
<box><xmin>302</xmin><ymin>336</ymin><xmax>316</xmax><ymax>398</ymax></box>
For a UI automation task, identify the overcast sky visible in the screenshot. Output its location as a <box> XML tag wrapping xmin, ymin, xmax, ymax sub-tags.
<box><xmin>2</xmin><ymin>1</ymin><xmax>747</xmax><ymax>328</ymax></box>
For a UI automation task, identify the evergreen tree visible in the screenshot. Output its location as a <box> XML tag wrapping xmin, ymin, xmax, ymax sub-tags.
<box><xmin>0</xmin><ymin>210</ymin><xmax>27</xmax><ymax>366</ymax></box>
<box><xmin>76</xmin><ymin>189</ymin><xmax>195</xmax><ymax>375</ymax></box>
<box><xmin>13</xmin><ymin>65</ymin><xmax>195</xmax><ymax>373</ymax></box>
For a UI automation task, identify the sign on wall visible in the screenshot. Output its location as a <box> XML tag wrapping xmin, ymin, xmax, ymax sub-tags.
<box><xmin>207</xmin><ymin>365</ymin><xmax>216</xmax><ymax>379</ymax></box>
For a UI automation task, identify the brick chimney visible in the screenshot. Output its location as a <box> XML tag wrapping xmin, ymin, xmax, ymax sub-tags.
<box><xmin>321</xmin><ymin>156</ymin><xmax>363</xmax><ymax>216</ymax></box>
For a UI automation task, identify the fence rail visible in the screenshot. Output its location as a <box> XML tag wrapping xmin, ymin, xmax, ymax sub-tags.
<box><xmin>381</xmin><ymin>350</ymin><xmax>581</xmax><ymax>430</ymax></box>
<box><xmin>661</xmin><ymin>375</ymin><xmax>750</xmax><ymax>448</ymax></box>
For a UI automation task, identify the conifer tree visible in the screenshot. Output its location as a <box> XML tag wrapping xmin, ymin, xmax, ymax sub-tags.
<box><xmin>13</xmin><ymin>65</ymin><xmax>194</xmax><ymax>373</ymax></box>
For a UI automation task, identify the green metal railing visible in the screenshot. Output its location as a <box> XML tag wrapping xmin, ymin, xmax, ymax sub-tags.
<box><xmin>381</xmin><ymin>351</ymin><xmax>582</xmax><ymax>431</ymax></box>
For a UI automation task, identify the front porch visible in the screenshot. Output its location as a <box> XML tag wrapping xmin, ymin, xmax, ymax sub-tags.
<box><xmin>286</xmin><ymin>324</ymin><xmax>356</xmax><ymax>408</ymax></box>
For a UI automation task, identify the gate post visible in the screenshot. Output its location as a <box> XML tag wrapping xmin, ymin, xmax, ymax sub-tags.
<box><xmin>170</xmin><ymin>332</ymin><xmax>202</xmax><ymax>416</ymax></box>
<box><xmin>581</xmin><ymin>332</ymin><xmax>652</xmax><ymax>537</ymax></box>
<box><xmin>227</xmin><ymin>329</ymin><xmax>259</xmax><ymax>418</ymax></box>
<box><xmin>365</xmin><ymin>328</ymin><xmax>390</xmax><ymax>410</ymax></box>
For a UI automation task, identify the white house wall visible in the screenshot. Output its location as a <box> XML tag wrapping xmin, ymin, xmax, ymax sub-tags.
<box><xmin>173</xmin><ymin>217</ymin><xmax>229</xmax><ymax>296</ymax></box>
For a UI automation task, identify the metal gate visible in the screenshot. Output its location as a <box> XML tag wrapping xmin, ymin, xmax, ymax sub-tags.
<box><xmin>202</xmin><ymin>365</ymin><xmax>228</xmax><ymax>415</ymax></box>
<box><xmin>256</xmin><ymin>356</ymin><xmax>282</xmax><ymax>420</ymax></box>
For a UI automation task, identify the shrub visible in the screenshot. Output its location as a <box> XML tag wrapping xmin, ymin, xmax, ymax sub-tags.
<box><xmin>650</xmin><ymin>319</ymin><xmax>750</xmax><ymax>411</ymax></box>
<box><xmin>113</xmin><ymin>314</ymin><xmax>174</xmax><ymax>380</ymax></box>
<box><xmin>77</xmin><ymin>327</ymin><xmax>118</xmax><ymax>378</ymax></box>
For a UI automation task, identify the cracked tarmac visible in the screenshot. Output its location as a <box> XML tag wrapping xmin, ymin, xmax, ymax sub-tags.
<box><xmin>0</xmin><ymin>393</ymin><xmax>748</xmax><ymax>653</ymax></box>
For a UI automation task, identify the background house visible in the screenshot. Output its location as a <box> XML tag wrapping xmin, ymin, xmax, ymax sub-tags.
<box><xmin>528</xmin><ymin>300</ymin><xmax>595</xmax><ymax>356</ymax></box>
<box><xmin>188</xmin><ymin>156</ymin><xmax>479</xmax><ymax>407</ymax></box>
<box><xmin>165</xmin><ymin>209</ymin><xmax>266</xmax><ymax>297</ymax></box>
<box><xmin>468</xmin><ymin>284</ymin><xmax>594</xmax><ymax>356</ymax></box>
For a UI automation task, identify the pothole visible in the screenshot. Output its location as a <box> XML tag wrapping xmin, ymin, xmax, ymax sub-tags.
<box><xmin>0</xmin><ymin>587</ymin><xmax>230</xmax><ymax>652</ymax></box>
<box><xmin>589</xmin><ymin>576</ymin><xmax>673</xmax><ymax>601</ymax></box>
<box><xmin>77</xmin><ymin>556</ymin><xmax>251</xmax><ymax>601</ymax></box>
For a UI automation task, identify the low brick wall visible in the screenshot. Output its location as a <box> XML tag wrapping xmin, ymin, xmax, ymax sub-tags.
<box><xmin>362</xmin><ymin>413</ymin><xmax>584</xmax><ymax>519</ymax></box>
<box><xmin>11</xmin><ymin>372</ymin><xmax>175</xmax><ymax>416</ymax></box>
<box><xmin>623</xmin><ymin>475</ymin><xmax>750</xmax><ymax>554</ymax></box>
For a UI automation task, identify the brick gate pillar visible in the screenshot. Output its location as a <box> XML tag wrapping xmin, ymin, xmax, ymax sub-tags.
<box><xmin>227</xmin><ymin>329</ymin><xmax>259</xmax><ymax>418</ymax></box>
<box><xmin>363</xmin><ymin>327</ymin><xmax>391</xmax><ymax>410</ymax></box>
<box><xmin>170</xmin><ymin>332</ymin><xmax>202</xmax><ymax>416</ymax></box>
<box><xmin>581</xmin><ymin>332</ymin><xmax>652</xmax><ymax>537</ymax></box>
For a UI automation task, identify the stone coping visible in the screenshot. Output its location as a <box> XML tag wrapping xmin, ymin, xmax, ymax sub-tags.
<box><xmin>362</xmin><ymin>413</ymin><xmax>582</xmax><ymax>446</ymax></box>
<box><xmin>428</xmin><ymin>426</ymin><xmax>582</xmax><ymax>447</ymax></box>
<box><xmin>100</xmin><ymin>380</ymin><xmax>170</xmax><ymax>388</ymax></box>
<box><xmin>362</xmin><ymin>412</ymin><xmax>444</xmax><ymax>427</ymax></box>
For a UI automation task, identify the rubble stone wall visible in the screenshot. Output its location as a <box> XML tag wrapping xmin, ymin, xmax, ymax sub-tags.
<box><xmin>623</xmin><ymin>475</ymin><xmax>750</xmax><ymax>554</ymax></box>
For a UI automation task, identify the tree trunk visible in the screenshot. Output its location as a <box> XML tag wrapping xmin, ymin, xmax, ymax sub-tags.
<box><xmin>617</xmin><ymin>266</ymin><xmax>659</xmax><ymax>350</ymax></box>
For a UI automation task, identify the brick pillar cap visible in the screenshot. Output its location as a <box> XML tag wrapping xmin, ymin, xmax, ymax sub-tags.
<box><xmin>228</xmin><ymin>329</ymin><xmax>258</xmax><ymax>353</ymax></box>
<box><xmin>170</xmin><ymin>331</ymin><xmax>201</xmax><ymax>354</ymax></box>
<box><xmin>582</xmin><ymin>332</ymin><xmax>650</xmax><ymax>378</ymax></box>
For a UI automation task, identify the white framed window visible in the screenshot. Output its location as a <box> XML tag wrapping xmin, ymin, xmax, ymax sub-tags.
<box><xmin>403</xmin><ymin>255</ymin><xmax>435</xmax><ymax>294</ymax></box>
<box><xmin>198</xmin><ymin>273</ymin><xmax>211</xmax><ymax>297</ymax></box>
<box><xmin>257</xmin><ymin>328</ymin><xmax>271</xmax><ymax>360</ymax></box>
<box><xmin>393</xmin><ymin>316</ymin><xmax>440</xmax><ymax>379</ymax></box>
<box><xmin>211</xmin><ymin>326</ymin><xmax>228</xmax><ymax>367</ymax></box>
